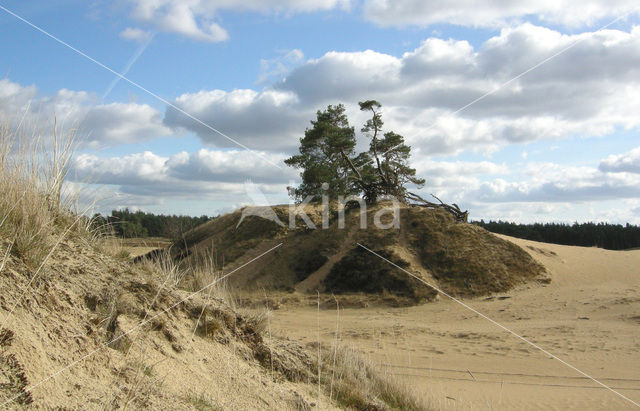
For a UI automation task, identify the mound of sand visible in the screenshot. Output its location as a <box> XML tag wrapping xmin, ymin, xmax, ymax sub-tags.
<box><xmin>165</xmin><ymin>203</ymin><xmax>548</xmax><ymax>303</ymax></box>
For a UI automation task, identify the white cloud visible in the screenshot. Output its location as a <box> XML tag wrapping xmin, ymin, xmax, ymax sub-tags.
<box><xmin>70</xmin><ymin>145</ymin><xmax>640</xmax><ymax>223</ymax></box>
<box><xmin>276</xmin><ymin>24</ymin><xmax>640</xmax><ymax>154</ymax></box>
<box><xmin>119</xmin><ymin>27</ymin><xmax>152</xmax><ymax>42</ymax></box>
<box><xmin>71</xmin><ymin>147</ymin><xmax>513</xmax><ymax>214</ymax></box>
<box><xmin>72</xmin><ymin>148</ymin><xmax>295</xmax><ymax>188</ymax></box>
<box><xmin>123</xmin><ymin>0</ymin><xmax>638</xmax><ymax>40</ymax></box>
<box><xmin>71</xmin><ymin>148</ymin><xmax>292</xmax><ymax>214</ymax></box>
<box><xmin>82</xmin><ymin>103</ymin><xmax>171</xmax><ymax>146</ymax></box>
<box><xmin>126</xmin><ymin>0</ymin><xmax>350</xmax><ymax>42</ymax></box>
<box><xmin>164</xmin><ymin>24</ymin><xmax>640</xmax><ymax>155</ymax></box>
<box><xmin>281</xmin><ymin>49</ymin><xmax>402</xmax><ymax>105</ymax></box>
<box><xmin>362</xmin><ymin>0</ymin><xmax>639</xmax><ymax>28</ymax></box>
<box><xmin>0</xmin><ymin>79</ymin><xmax>171</xmax><ymax>146</ymax></box>
<box><xmin>11</xmin><ymin>23</ymin><xmax>640</xmax><ymax>157</ymax></box>
<box><xmin>257</xmin><ymin>49</ymin><xmax>305</xmax><ymax>84</ymax></box>
<box><xmin>166</xmin><ymin>149</ymin><xmax>296</xmax><ymax>183</ymax></box>
<box><xmin>599</xmin><ymin>146</ymin><xmax>640</xmax><ymax>173</ymax></box>
<box><xmin>415</xmin><ymin>160</ymin><xmax>508</xmax><ymax>177</ymax></box>
<box><xmin>428</xmin><ymin>160</ymin><xmax>640</xmax><ymax>206</ymax></box>
<box><xmin>471</xmin><ymin>199</ymin><xmax>640</xmax><ymax>224</ymax></box>
<box><xmin>164</xmin><ymin>88</ymin><xmax>309</xmax><ymax>150</ymax></box>
<box><xmin>73</xmin><ymin>151</ymin><xmax>168</xmax><ymax>185</ymax></box>
<box><xmin>412</xmin><ymin>159</ymin><xmax>508</xmax><ymax>191</ymax></box>
<box><xmin>396</xmin><ymin>147</ymin><xmax>640</xmax><ymax>224</ymax></box>
<box><xmin>8</xmin><ymin>19</ymin><xmax>640</xmax><ymax>221</ymax></box>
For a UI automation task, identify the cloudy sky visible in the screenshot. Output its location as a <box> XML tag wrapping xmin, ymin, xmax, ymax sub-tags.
<box><xmin>1</xmin><ymin>0</ymin><xmax>640</xmax><ymax>223</ymax></box>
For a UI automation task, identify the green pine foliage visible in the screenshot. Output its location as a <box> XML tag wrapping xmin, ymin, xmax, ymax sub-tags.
<box><xmin>358</xmin><ymin>100</ymin><xmax>425</xmax><ymax>202</ymax></box>
<box><xmin>285</xmin><ymin>100</ymin><xmax>424</xmax><ymax>204</ymax></box>
<box><xmin>284</xmin><ymin>104</ymin><xmax>360</xmax><ymax>201</ymax></box>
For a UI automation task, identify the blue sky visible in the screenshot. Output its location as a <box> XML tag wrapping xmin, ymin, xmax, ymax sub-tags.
<box><xmin>1</xmin><ymin>0</ymin><xmax>640</xmax><ymax>223</ymax></box>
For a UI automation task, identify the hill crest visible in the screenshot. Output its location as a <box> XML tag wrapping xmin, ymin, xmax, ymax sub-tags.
<box><xmin>167</xmin><ymin>203</ymin><xmax>548</xmax><ymax>303</ymax></box>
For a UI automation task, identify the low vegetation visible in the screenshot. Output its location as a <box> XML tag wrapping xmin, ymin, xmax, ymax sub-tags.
<box><xmin>319</xmin><ymin>345</ymin><xmax>428</xmax><ymax>410</ymax></box>
<box><xmin>323</xmin><ymin>247</ymin><xmax>436</xmax><ymax>301</ymax></box>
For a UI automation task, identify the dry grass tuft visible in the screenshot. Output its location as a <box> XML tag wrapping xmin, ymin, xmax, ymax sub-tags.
<box><xmin>319</xmin><ymin>345</ymin><xmax>430</xmax><ymax>410</ymax></box>
<box><xmin>137</xmin><ymin>247</ymin><xmax>189</xmax><ymax>288</ymax></box>
<box><xmin>136</xmin><ymin>246</ymin><xmax>242</xmax><ymax>313</ymax></box>
<box><xmin>0</xmin><ymin>117</ymin><xmax>90</xmax><ymax>269</ymax></box>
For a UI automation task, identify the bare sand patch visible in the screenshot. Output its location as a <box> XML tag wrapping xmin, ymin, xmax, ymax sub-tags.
<box><xmin>270</xmin><ymin>235</ymin><xmax>640</xmax><ymax>409</ymax></box>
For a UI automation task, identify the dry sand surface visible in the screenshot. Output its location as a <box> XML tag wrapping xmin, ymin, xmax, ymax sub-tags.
<box><xmin>270</xmin><ymin>235</ymin><xmax>640</xmax><ymax>410</ymax></box>
<box><xmin>116</xmin><ymin>238</ymin><xmax>171</xmax><ymax>258</ymax></box>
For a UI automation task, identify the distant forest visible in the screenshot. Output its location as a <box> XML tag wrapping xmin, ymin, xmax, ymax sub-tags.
<box><xmin>94</xmin><ymin>209</ymin><xmax>214</xmax><ymax>239</ymax></box>
<box><xmin>473</xmin><ymin>220</ymin><xmax>640</xmax><ymax>250</ymax></box>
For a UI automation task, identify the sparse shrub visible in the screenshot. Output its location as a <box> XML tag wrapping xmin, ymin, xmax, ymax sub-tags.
<box><xmin>116</xmin><ymin>249</ymin><xmax>131</xmax><ymax>259</ymax></box>
<box><xmin>0</xmin><ymin>328</ymin><xmax>15</xmax><ymax>347</ymax></box>
<box><xmin>244</xmin><ymin>310</ymin><xmax>268</xmax><ymax>335</ymax></box>
<box><xmin>196</xmin><ymin>315</ymin><xmax>225</xmax><ymax>338</ymax></box>
<box><xmin>138</xmin><ymin>247</ymin><xmax>188</xmax><ymax>287</ymax></box>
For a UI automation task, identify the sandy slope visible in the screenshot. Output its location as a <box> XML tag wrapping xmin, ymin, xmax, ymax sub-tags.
<box><xmin>271</xmin><ymin>235</ymin><xmax>640</xmax><ymax>410</ymax></box>
<box><xmin>0</xmin><ymin>235</ymin><xmax>326</xmax><ymax>410</ymax></box>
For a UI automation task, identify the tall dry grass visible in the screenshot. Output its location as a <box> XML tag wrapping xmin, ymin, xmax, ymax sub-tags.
<box><xmin>321</xmin><ymin>344</ymin><xmax>430</xmax><ymax>410</ymax></box>
<box><xmin>136</xmin><ymin>247</ymin><xmax>238</xmax><ymax>310</ymax></box>
<box><xmin>0</xmin><ymin>117</ymin><xmax>86</xmax><ymax>268</ymax></box>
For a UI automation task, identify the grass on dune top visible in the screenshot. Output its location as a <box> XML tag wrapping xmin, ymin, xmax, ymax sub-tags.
<box><xmin>169</xmin><ymin>202</ymin><xmax>546</xmax><ymax>300</ymax></box>
<box><xmin>401</xmin><ymin>207</ymin><xmax>546</xmax><ymax>296</ymax></box>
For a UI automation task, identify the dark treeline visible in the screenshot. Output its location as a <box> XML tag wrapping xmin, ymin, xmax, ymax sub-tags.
<box><xmin>93</xmin><ymin>209</ymin><xmax>214</xmax><ymax>239</ymax></box>
<box><xmin>473</xmin><ymin>220</ymin><xmax>640</xmax><ymax>250</ymax></box>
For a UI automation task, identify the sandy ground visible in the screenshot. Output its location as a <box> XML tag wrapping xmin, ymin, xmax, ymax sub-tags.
<box><xmin>113</xmin><ymin>237</ymin><xmax>171</xmax><ymax>258</ymax></box>
<box><xmin>270</xmin><ymin>235</ymin><xmax>640</xmax><ymax>410</ymax></box>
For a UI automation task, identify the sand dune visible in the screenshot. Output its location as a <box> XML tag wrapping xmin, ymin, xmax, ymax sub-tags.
<box><xmin>271</xmin><ymin>235</ymin><xmax>640</xmax><ymax>409</ymax></box>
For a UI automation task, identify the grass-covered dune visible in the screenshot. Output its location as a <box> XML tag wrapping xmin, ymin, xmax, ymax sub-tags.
<box><xmin>161</xmin><ymin>202</ymin><xmax>548</xmax><ymax>305</ymax></box>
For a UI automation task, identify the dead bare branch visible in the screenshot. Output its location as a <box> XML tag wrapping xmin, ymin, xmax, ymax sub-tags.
<box><xmin>405</xmin><ymin>192</ymin><xmax>469</xmax><ymax>223</ymax></box>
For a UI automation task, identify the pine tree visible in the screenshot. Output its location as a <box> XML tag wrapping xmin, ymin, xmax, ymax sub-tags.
<box><xmin>286</xmin><ymin>100</ymin><xmax>424</xmax><ymax>204</ymax></box>
<box><xmin>284</xmin><ymin>104</ymin><xmax>359</xmax><ymax>202</ymax></box>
